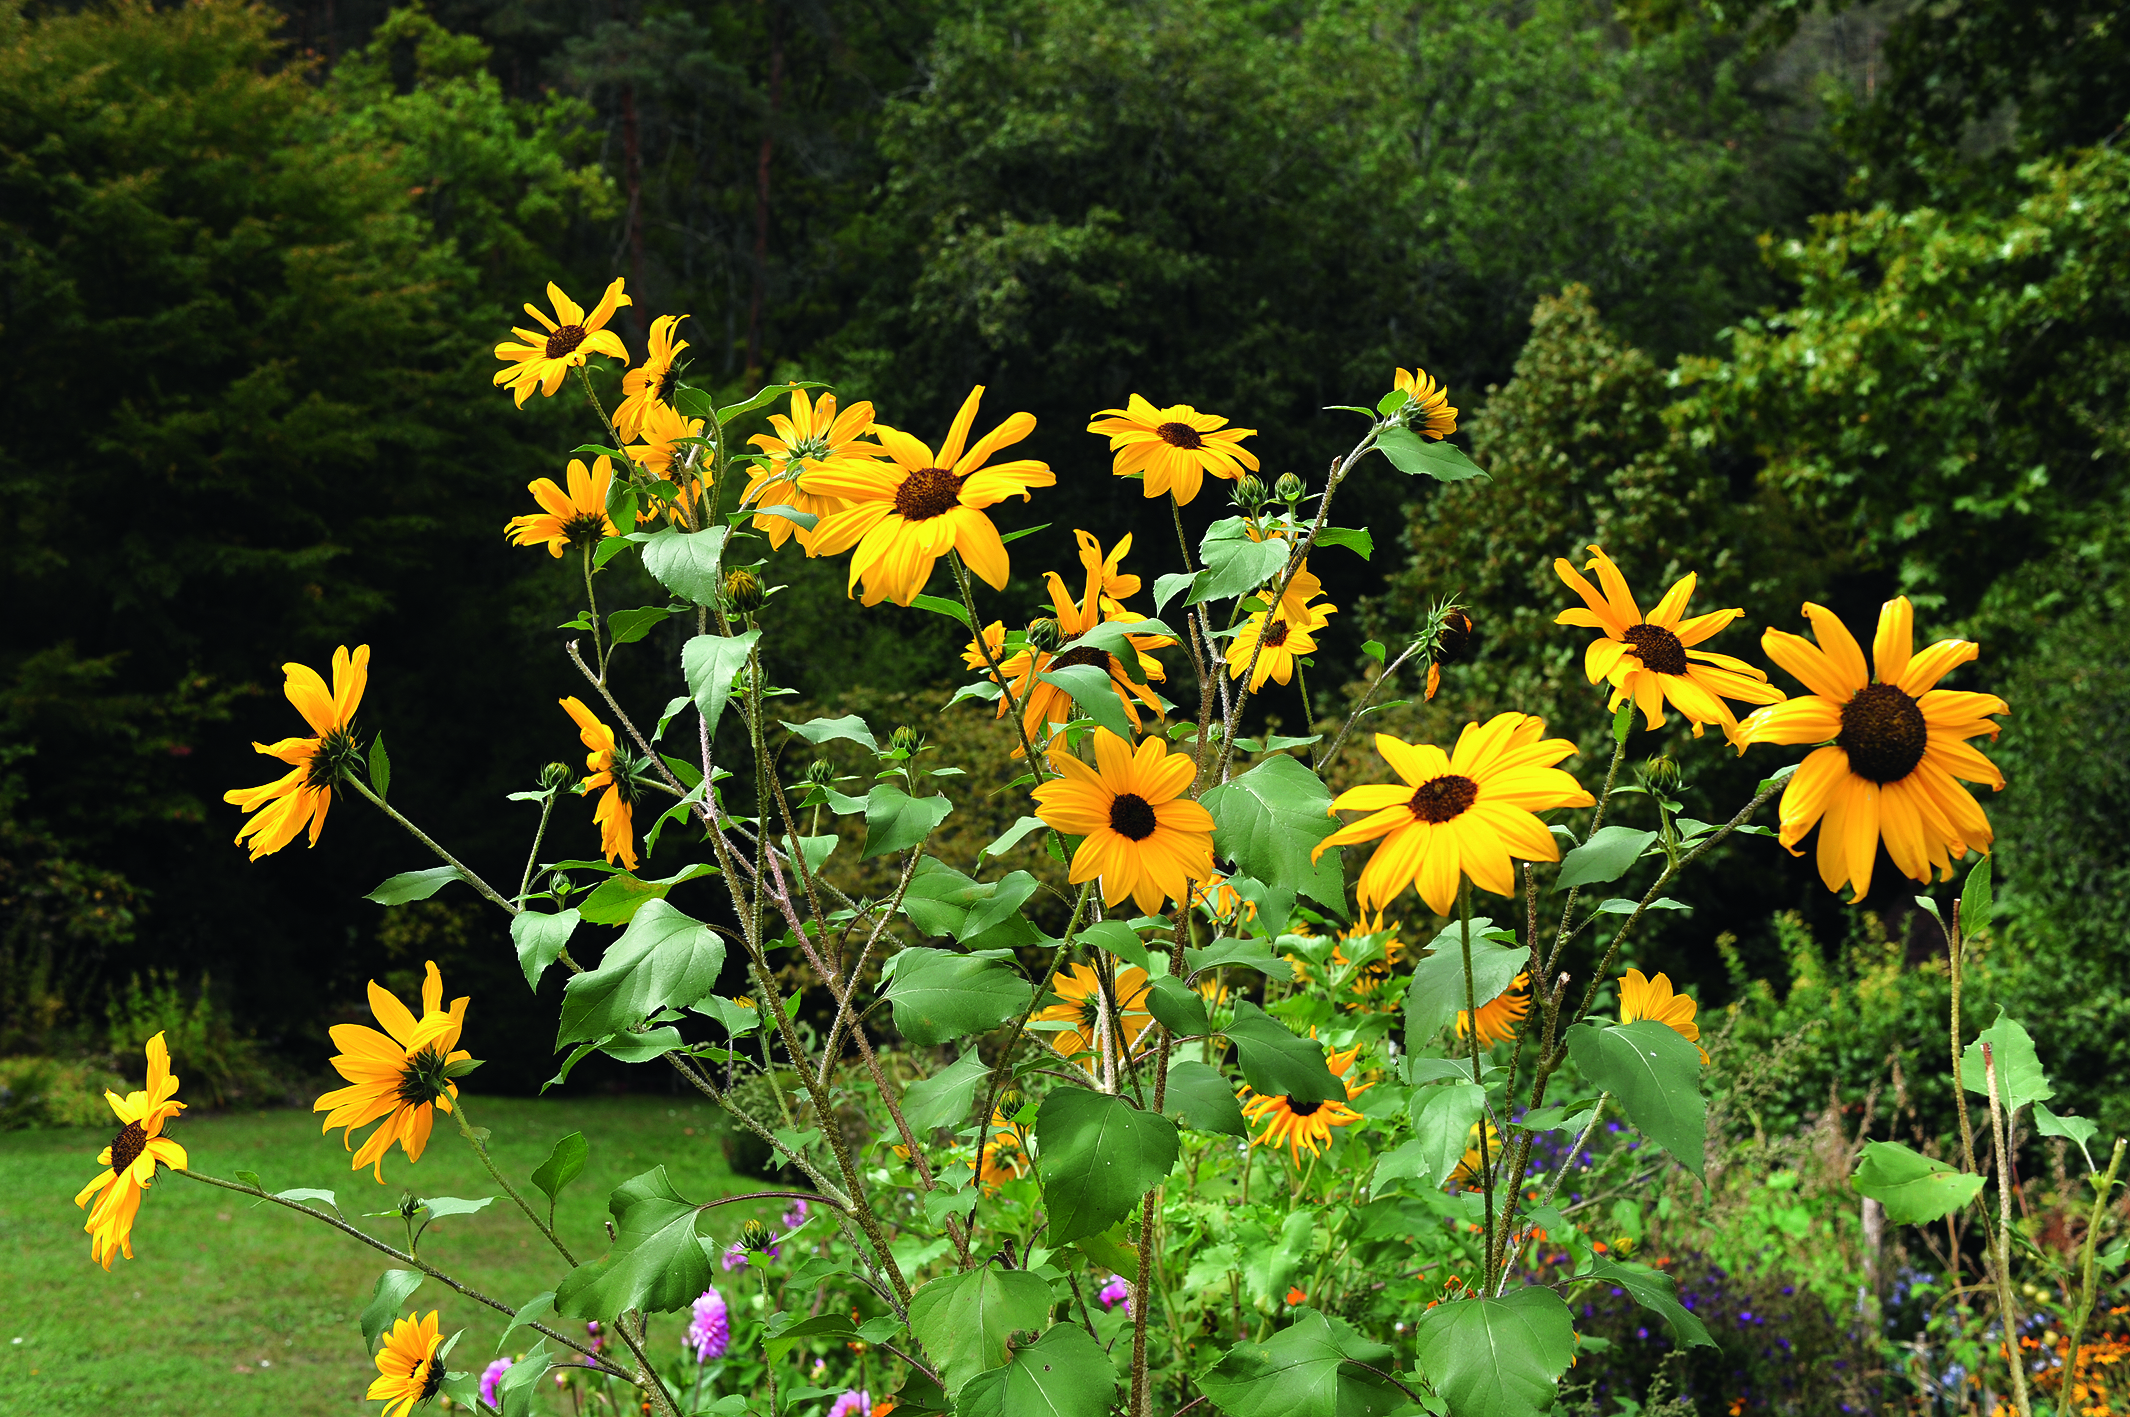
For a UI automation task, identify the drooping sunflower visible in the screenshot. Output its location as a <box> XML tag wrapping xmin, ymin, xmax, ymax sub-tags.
<box><xmin>561</xmin><ymin>696</ymin><xmax>640</xmax><ymax>871</ymax></box>
<box><xmin>1448</xmin><ymin>1120</ymin><xmax>1501</xmax><ymax>1190</ymax></box>
<box><xmin>1424</xmin><ymin>608</ymin><xmax>1476</xmax><ymax>702</ymax></box>
<box><xmin>741</xmin><ymin>389</ymin><xmax>881</xmax><ymax>552</ymax></box>
<box><xmin>1314</xmin><ymin>715</ymin><xmax>1594</xmax><ymax>916</ymax></box>
<box><xmin>1031</xmin><ymin>729</ymin><xmax>1215</xmax><ymax>914</ymax></box>
<box><xmin>493</xmin><ymin>278</ymin><xmax>631</xmax><ymax>407</ymax></box>
<box><xmin>224</xmin><ymin>645</ymin><xmax>371</xmax><ymax>860</ymax></box>
<box><xmin>1086</xmin><ymin>396</ymin><xmax>1260</xmax><ymax>506</ymax></box>
<box><xmin>614</xmin><ymin>313</ymin><xmax>690</xmax><ymax>441</ymax></box>
<box><xmin>505</xmin><ymin>456</ymin><xmax>623</xmax><ymax>557</ymax></box>
<box><xmin>1032</xmin><ymin>962</ymin><xmax>1156</xmax><ymax>1073</ymax></box>
<box><xmin>1619</xmin><ymin>969</ymin><xmax>1707</xmax><ymax>1063</ymax></box>
<box><xmin>805</xmin><ymin>385</ymin><xmax>1052</xmax><ymax>606</ymax></box>
<box><xmin>1393</xmin><ymin>367</ymin><xmax>1458</xmax><ymax>440</ymax></box>
<box><xmin>73</xmin><ymin>1031</ymin><xmax>187</xmax><ymax>1269</ymax></box>
<box><xmin>1739</xmin><ymin>597</ymin><xmax>2006</xmax><ymax>898</ymax></box>
<box><xmin>1241</xmin><ymin>1043</ymin><xmax>1372</xmax><ymax>1163</ymax></box>
<box><xmin>625</xmin><ymin>401</ymin><xmax>707</xmax><ymax>501</ymax></box>
<box><xmin>1455</xmin><ymin>972</ymin><xmax>1530</xmax><ymax>1046</ymax></box>
<box><xmin>314</xmin><ymin>961</ymin><xmax>471</xmax><ymax>1182</ymax></box>
<box><xmin>1225</xmin><ymin>600</ymin><xmax>1333</xmax><ymax>692</ymax></box>
<box><xmin>368</xmin><ymin>1310</ymin><xmax>447</xmax><ymax>1417</ymax></box>
<box><xmin>1554</xmin><ymin>545</ymin><xmax>1784</xmax><ymax>741</ymax></box>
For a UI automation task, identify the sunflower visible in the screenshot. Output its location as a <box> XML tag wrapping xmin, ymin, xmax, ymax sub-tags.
<box><xmin>1226</xmin><ymin>601</ymin><xmax>1332</xmax><ymax>692</ymax></box>
<box><xmin>493</xmin><ymin>278</ymin><xmax>631</xmax><ymax>407</ymax></box>
<box><xmin>1425</xmin><ymin>608</ymin><xmax>1475</xmax><ymax>703</ymax></box>
<box><xmin>314</xmin><ymin>961</ymin><xmax>471</xmax><ymax>1182</ymax></box>
<box><xmin>741</xmin><ymin>389</ymin><xmax>881</xmax><ymax>552</ymax></box>
<box><xmin>1032</xmin><ymin>729</ymin><xmax>1216</xmax><ymax>914</ymax></box>
<box><xmin>1032</xmin><ymin>962</ymin><xmax>1156</xmax><ymax>1073</ymax></box>
<box><xmin>626</xmin><ymin>401</ymin><xmax>707</xmax><ymax>499</ymax></box>
<box><xmin>561</xmin><ymin>696</ymin><xmax>640</xmax><ymax>871</ymax></box>
<box><xmin>1314</xmin><ymin>715</ymin><xmax>1593</xmax><ymax>916</ymax></box>
<box><xmin>224</xmin><ymin>645</ymin><xmax>371</xmax><ymax>860</ymax></box>
<box><xmin>368</xmin><ymin>1310</ymin><xmax>447</xmax><ymax>1417</ymax></box>
<box><xmin>73</xmin><ymin>1031</ymin><xmax>186</xmax><ymax>1269</ymax></box>
<box><xmin>1555</xmin><ymin>545</ymin><xmax>1784</xmax><ymax>741</ymax></box>
<box><xmin>1086</xmin><ymin>396</ymin><xmax>1260</xmax><ymax>506</ymax></box>
<box><xmin>1619</xmin><ymin>969</ymin><xmax>1707</xmax><ymax>1063</ymax></box>
<box><xmin>1448</xmin><ymin>1120</ymin><xmax>1501</xmax><ymax>1190</ymax></box>
<box><xmin>1392</xmin><ymin>368</ymin><xmax>1458</xmax><ymax>440</ymax></box>
<box><xmin>1739</xmin><ymin>597</ymin><xmax>2006</xmax><ymax>898</ymax></box>
<box><xmin>1241</xmin><ymin>1043</ymin><xmax>1372</xmax><ymax>1163</ymax></box>
<box><xmin>805</xmin><ymin>385</ymin><xmax>1053</xmax><ymax>606</ymax></box>
<box><xmin>614</xmin><ymin>313</ymin><xmax>689</xmax><ymax>441</ymax></box>
<box><xmin>977</xmin><ymin>1109</ymin><xmax>1030</xmax><ymax>1192</ymax></box>
<box><xmin>1335</xmin><ymin>915</ymin><xmax>1404</xmax><ymax>1005</ymax></box>
<box><xmin>505</xmin><ymin>456</ymin><xmax>623</xmax><ymax>557</ymax></box>
<box><xmin>1188</xmin><ymin>872</ymin><xmax>1256</xmax><ymax>925</ymax></box>
<box><xmin>1454</xmin><ymin>972</ymin><xmax>1530</xmax><ymax>1046</ymax></box>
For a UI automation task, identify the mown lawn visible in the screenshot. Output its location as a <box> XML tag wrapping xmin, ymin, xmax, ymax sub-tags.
<box><xmin>0</xmin><ymin>1094</ymin><xmax>764</xmax><ymax>1416</ymax></box>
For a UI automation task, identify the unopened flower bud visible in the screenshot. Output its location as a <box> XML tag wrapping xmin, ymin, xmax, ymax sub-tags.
<box><xmin>723</xmin><ymin>567</ymin><xmax>766</xmax><ymax>614</ymax></box>
<box><xmin>804</xmin><ymin>759</ymin><xmax>835</xmax><ymax>787</ymax></box>
<box><xmin>1027</xmin><ymin>617</ymin><xmax>1065</xmax><ymax>653</ymax></box>
<box><xmin>1273</xmin><ymin>472</ymin><xmax>1305</xmax><ymax>504</ymax></box>
<box><xmin>1433</xmin><ymin>608</ymin><xmax>1475</xmax><ymax>665</ymax></box>
<box><xmin>889</xmin><ymin>725</ymin><xmax>925</xmax><ymax>757</ymax></box>
<box><xmin>1232</xmin><ymin>474</ymin><xmax>1267</xmax><ymax>511</ymax></box>
<box><xmin>739</xmin><ymin>1219</ymin><xmax>776</xmax><ymax>1253</ymax></box>
<box><xmin>996</xmin><ymin>1086</ymin><xmax>1025</xmax><ymax>1117</ymax></box>
<box><xmin>1641</xmin><ymin>755</ymin><xmax>1682</xmax><ymax>792</ymax></box>
<box><xmin>541</xmin><ymin>761</ymin><xmax>575</xmax><ymax>792</ymax></box>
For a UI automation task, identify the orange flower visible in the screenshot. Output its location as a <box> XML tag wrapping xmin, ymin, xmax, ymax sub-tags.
<box><xmin>314</xmin><ymin>962</ymin><xmax>471</xmax><ymax>1182</ymax></box>
<box><xmin>561</xmin><ymin>696</ymin><xmax>639</xmax><ymax>870</ymax></box>
<box><xmin>224</xmin><ymin>645</ymin><xmax>370</xmax><ymax>859</ymax></box>
<box><xmin>1455</xmin><ymin>972</ymin><xmax>1529</xmax><ymax>1046</ymax></box>
<box><xmin>1393</xmin><ymin>367</ymin><xmax>1457</xmax><ymax>440</ymax></box>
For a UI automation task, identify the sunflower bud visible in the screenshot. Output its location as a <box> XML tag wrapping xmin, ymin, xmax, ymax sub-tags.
<box><xmin>550</xmin><ymin>872</ymin><xmax>576</xmax><ymax>903</ymax></box>
<box><xmin>889</xmin><ymin>725</ymin><xmax>926</xmax><ymax>757</ymax></box>
<box><xmin>723</xmin><ymin>567</ymin><xmax>766</xmax><ymax>614</ymax></box>
<box><xmin>1640</xmin><ymin>755</ymin><xmax>1682</xmax><ymax>793</ymax></box>
<box><xmin>540</xmin><ymin>761</ymin><xmax>575</xmax><ymax>792</ymax></box>
<box><xmin>804</xmin><ymin>759</ymin><xmax>836</xmax><ymax>787</ymax></box>
<box><xmin>1273</xmin><ymin>472</ymin><xmax>1305</xmax><ymax>505</ymax></box>
<box><xmin>1027</xmin><ymin>617</ymin><xmax>1065</xmax><ymax>653</ymax></box>
<box><xmin>739</xmin><ymin>1219</ymin><xmax>776</xmax><ymax>1254</ymax></box>
<box><xmin>1232</xmin><ymin>474</ymin><xmax>1267</xmax><ymax>511</ymax></box>
<box><xmin>996</xmin><ymin>1086</ymin><xmax>1025</xmax><ymax>1117</ymax></box>
<box><xmin>1432</xmin><ymin>608</ymin><xmax>1475</xmax><ymax>665</ymax></box>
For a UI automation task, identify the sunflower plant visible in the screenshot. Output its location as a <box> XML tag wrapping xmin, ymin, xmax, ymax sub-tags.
<box><xmin>76</xmin><ymin>276</ymin><xmax>2064</xmax><ymax>1417</ymax></box>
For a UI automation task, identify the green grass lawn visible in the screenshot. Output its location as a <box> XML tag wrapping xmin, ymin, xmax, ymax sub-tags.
<box><xmin>1</xmin><ymin>1094</ymin><xmax>766</xmax><ymax>1416</ymax></box>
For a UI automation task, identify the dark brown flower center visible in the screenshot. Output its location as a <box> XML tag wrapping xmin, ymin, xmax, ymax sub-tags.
<box><xmin>1621</xmin><ymin>623</ymin><xmax>1688</xmax><ymax>677</ymax></box>
<box><xmin>110</xmin><ymin>1120</ymin><xmax>147</xmax><ymax>1172</ymax></box>
<box><xmin>893</xmin><ymin>467</ymin><xmax>963</xmax><ymax>520</ymax></box>
<box><xmin>1262</xmin><ymin>618</ymin><xmax>1292</xmax><ymax>649</ymax></box>
<box><xmin>1434</xmin><ymin>609</ymin><xmax>1474</xmax><ymax>665</ymax></box>
<box><xmin>396</xmin><ymin>1044</ymin><xmax>453</xmax><ymax>1108</ymax></box>
<box><xmin>418</xmin><ymin>1354</ymin><xmax>445</xmax><ymax>1402</ymax></box>
<box><xmin>1050</xmin><ymin>646</ymin><xmax>1112</xmax><ymax>672</ymax></box>
<box><xmin>1286</xmin><ymin>1099</ymin><xmax>1324</xmax><ymax>1117</ymax></box>
<box><xmin>1109</xmin><ymin>792</ymin><xmax>1158</xmax><ymax>840</ymax></box>
<box><xmin>545</xmin><ymin>324</ymin><xmax>588</xmax><ymax>359</ymax></box>
<box><xmin>1156</xmin><ymin>422</ymin><xmax>1203</xmax><ymax>450</ymax></box>
<box><xmin>1838</xmin><ymin>682</ymin><xmax>1928</xmax><ymax>784</ymax></box>
<box><xmin>1408</xmin><ymin>774</ymin><xmax>1478</xmax><ymax>824</ymax></box>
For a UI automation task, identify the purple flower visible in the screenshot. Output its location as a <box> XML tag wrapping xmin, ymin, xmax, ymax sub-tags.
<box><xmin>1098</xmin><ymin>1274</ymin><xmax>1131</xmax><ymax>1308</ymax></box>
<box><xmin>722</xmin><ymin>1242</ymin><xmax>749</xmax><ymax>1271</ymax></box>
<box><xmin>687</xmin><ymin>1287</ymin><xmax>730</xmax><ymax>1362</ymax></box>
<box><xmin>782</xmin><ymin>1198</ymin><xmax>811</xmax><ymax>1230</ymax></box>
<box><xmin>827</xmin><ymin>1390</ymin><xmax>872</xmax><ymax>1417</ymax></box>
<box><xmin>481</xmin><ymin>1357</ymin><xmax>513</xmax><ymax>1408</ymax></box>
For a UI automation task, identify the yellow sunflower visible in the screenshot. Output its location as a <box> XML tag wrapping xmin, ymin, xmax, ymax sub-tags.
<box><xmin>1314</xmin><ymin>715</ymin><xmax>1594</xmax><ymax>916</ymax></box>
<box><xmin>368</xmin><ymin>1310</ymin><xmax>447</xmax><ymax>1417</ymax></box>
<box><xmin>1448</xmin><ymin>1120</ymin><xmax>1501</xmax><ymax>1190</ymax></box>
<box><xmin>1086</xmin><ymin>395</ymin><xmax>1260</xmax><ymax>506</ymax></box>
<box><xmin>1336</xmin><ymin>915</ymin><xmax>1404</xmax><ymax>1006</ymax></box>
<box><xmin>1739</xmin><ymin>597</ymin><xmax>2006</xmax><ymax>898</ymax></box>
<box><xmin>314</xmin><ymin>962</ymin><xmax>471</xmax><ymax>1182</ymax></box>
<box><xmin>1225</xmin><ymin>600</ymin><xmax>1333</xmax><ymax>692</ymax></box>
<box><xmin>614</xmin><ymin>313</ymin><xmax>690</xmax><ymax>441</ymax></box>
<box><xmin>1241</xmin><ymin>1043</ymin><xmax>1372</xmax><ymax>1162</ymax></box>
<box><xmin>1032</xmin><ymin>962</ymin><xmax>1157</xmax><ymax>1072</ymax></box>
<box><xmin>625</xmin><ymin>400</ymin><xmax>706</xmax><ymax>495</ymax></box>
<box><xmin>978</xmin><ymin>1109</ymin><xmax>1029</xmax><ymax>1193</ymax></box>
<box><xmin>1031</xmin><ymin>729</ymin><xmax>1215</xmax><ymax>914</ymax></box>
<box><xmin>1392</xmin><ymin>367</ymin><xmax>1458</xmax><ymax>440</ymax></box>
<box><xmin>560</xmin><ymin>696</ymin><xmax>640</xmax><ymax>871</ymax></box>
<box><xmin>1554</xmin><ymin>545</ymin><xmax>1784</xmax><ymax>741</ymax></box>
<box><xmin>741</xmin><ymin>389</ymin><xmax>881</xmax><ymax>551</ymax></box>
<box><xmin>492</xmin><ymin>278</ymin><xmax>631</xmax><ymax>407</ymax></box>
<box><xmin>505</xmin><ymin>456</ymin><xmax>622</xmax><ymax>557</ymax></box>
<box><xmin>1619</xmin><ymin>969</ymin><xmax>1707</xmax><ymax>1063</ymax></box>
<box><xmin>224</xmin><ymin>645</ymin><xmax>371</xmax><ymax>860</ymax></box>
<box><xmin>806</xmin><ymin>385</ymin><xmax>1053</xmax><ymax>606</ymax></box>
<box><xmin>1455</xmin><ymin>972</ymin><xmax>1530</xmax><ymax>1046</ymax></box>
<box><xmin>73</xmin><ymin>1031</ymin><xmax>186</xmax><ymax>1269</ymax></box>
<box><xmin>1188</xmin><ymin>872</ymin><xmax>1256</xmax><ymax>925</ymax></box>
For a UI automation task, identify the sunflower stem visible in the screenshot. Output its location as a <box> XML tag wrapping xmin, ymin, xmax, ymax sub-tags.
<box><xmin>2060</xmin><ymin>1138</ymin><xmax>2127</xmax><ymax>1414</ymax></box>
<box><xmin>949</xmin><ymin>550</ymin><xmax>1049</xmax><ymax>783</ymax></box>
<box><xmin>580</xmin><ymin>541</ymin><xmax>609</xmax><ymax>682</ymax></box>
<box><xmin>1313</xmin><ymin>638</ymin><xmax>1417</xmax><ymax>773</ymax></box>
<box><xmin>450</xmin><ymin>1094</ymin><xmax>578</xmax><ymax>1265</ymax></box>
<box><xmin>516</xmin><ymin>788</ymin><xmax>559</xmax><ymax>904</ymax></box>
<box><xmin>1982</xmin><ymin>1045</ymin><xmax>2035</xmax><ymax>1417</ymax></box>
<box><xmin>613</xmin><ymin>1310</ymin><xmax>683</xmax><ymax>1417</ymax></box>
<box><xmin>1458</xmin><ymin>879</ymin><xmax>1498</xmax><ymax>1293</ymax></box>
<box><xmin>574</xmin><ymin>363</ymin><xmax>627</xmax><ymax>456</ymax></box>
<box><xmin>1495</xmin><ymin>1092</ymin><xmax>1609</xmax><ymax>1296</ymax></box>
<box><xmin>1542</xmin><ymin>729</ymin><xmax>1629</xmax><ymax>980</ymax></box>
<box><xmin>345</xmin><ymin>776</ymin><xmax>520</xmax><ymax>918</ymax></box>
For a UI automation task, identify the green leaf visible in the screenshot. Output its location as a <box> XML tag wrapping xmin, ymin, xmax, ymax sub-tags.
<box><xmin>1198</xmin><ymin>1307</ymin><xmax>1402</xmax><ymax>1417</ymax></box>
<box><xmin>909</xmin><ymin>593</ymin><xmax>973</xmax><ymax>626</ymax></box>
<box><xmin>905</xmin><ymin>1266</ymin><xmax>1054</xmax><ymax>1396</ymax></box>
<box><xmin>1403</xmin><ymin>918</ymin><xmax>1526</xmax><ymax>1044</ymax></box>
<box><xmin>1034</xmin><ymin>663</ymin><xmax>1136</xmax><ymax>740</ymax></box>
<box><xmin>1851</xmin><ymin>1140</ymin><xmax>1985</xmax><ymax>1226</ymax></box>
<box><xmin>883</xmin><ymin>947</ymin><xmax>1032</xmax><ymax>1047</ymax></box>
<box><xmin>1961</xmin><ymin>855</ymin><xmax>1993</xmax><ymax>938</ymax></box>
<box><xmin>1555</xmin><ymin>826</ymin><xmax>1658</xmax><ymax>890</ymax></box>
<box><xmin>982</xmin><ymin>815</ymin><xmax>1049</xmax><ymax>858</ymax></box>
<box><xmin>496</xmin><ymin>1292</ymin><xmax>555</xmax><ymax>1355</ymax></box>
<box><xmin>360</xmin><ymin>1270</ymin><xmax>423</xmax><ymax>1353</ymax></box>
<box><xmin>1152</xmin><ymin>571</ymin><xmax>1196</xmax><ymax>614</ymax></box>
<box><xmin>1613</xmin><ymin>700</ymin><xmax>1634</xmax><ymax>747</ymax></box>
<box><xmin>575</xmin><ymin>865</ymin><xmax>716</xmax><ymax>926</ymax></box>
<box><xmin>862</xmin><ymin>784</ymin><xmax>954</xmax><ymax>859</ymax></box>
<box><xmin>1221</xmin><ymin>1000</ymin><xmax>1344</xmax><ymax>1106</ymax></box>
<box><xmin>953</xmin><ymin>1322</ymin><xmax>1114</xmax><ymax>1417</ymax></box>
<box><xmin>608</xmin><ymin>604</ymin><xmax>679</xmax><ymax>645</ymax></box>
<box><xmin>1314</xmin><ymin>526</ymin><xmax>1373</xmax><ymax>559</ymax></box>
<box><xmin>530</xmin><ymin>1132</ymin><xmax>589</xmax><ymax>1212</ymax></box>
<box><xmin>1565</xmin><ymin>1020</ymin><xmax>1707</xmax><ymax>1179</ymax></box>
<box><xmin>1053</xmin><ymin>619</ymin><xmax>1178</xmax><ymax>686</ymax></box>
<box><xmin>495</xmin><ymin>1339</ymin><xmax>552</xmax><ymax>1417</ymax></box>
<box><xmin>1183</xmin><ymin>935</ymin><xmax>1296</xmax><ymax>982</ymax></box>
<box><xmin>368</xmin><ymin>733</ymin><xmax>392</xmax><ymax>799</ymax></box>
<box><xmin>681</xmin><ymin>630</ymin><xmax>762</xmax><ymax>738</ymax></box>
<box><xmin>554</xmin><ymin>1167</ymin><xmax>711</xmax><ymax>1319</ymax></box>
<box><xmin>557</xmin><ymin>900</ymin><xmax>726</xmax><ymax>1046</ymax></box>
<box><xmin>511</xmin><ymin>909</ymin><xmax>581</xmax><ymax>991</ymax></box>
<box><xmin>274</xmin><ymin>1187</ymin><xmax>341</xmax><ymax>1215</ymax></box>
<box><xmin>901</xmin><ymin>858</ymin><xmax>1039</xmax><ymax>944</ymax></box>
<box><xmin>1960</xmin><ymin>1008</ymin><xmax>2053</xmax><ymax>1115</ymax></box>
<box><xmin>1080</xmin><ymin>918</ymin><xmax>1151</xmax><ymax>971</ymax></box>
<box><xmin>1362</xmin><ymin>639</ymin><xmax>1386</xmax><ymax>664</ymax></box>
<box><xmin>1412</xmin><ymin>1288</ymin><xmax>1576</xmax><ymax>1417</ymax></box>
<box><xmin>764</xmin><ymin>1312</ymin><xmax>862</xmax><ymax>1363</ymax></box>
<box><xmin>364</xmin><ymin>867</ymin><xmax>461</xmax><ymax>906</ymax></box>
<box><xmin>1240</xmin><ymin>1209</ymin><xmax>1316</xmax><ymax>1308</ymax></box>
<box><xmin>1145</xmin><ymin>975</ymin><xmax>1211</xmax><ymax>1036</ymax></box>
<box><xmin>1375</xmin><ymin>427</ymin><xmax>1488</xmax><ymax>482</ymax></box>
<box><xmin>638</xmin><ymin>526</ymin><xmax>730</xmax><ymax>606</ymax></box>
<box><xmin>1190</xmin><ymin>519</ymin><xmax>1291</xmax><ymax>605</ymax></box>
<box><xmin>1201</xmin><ymin>754</ymin><xmax>1345</xmax><ymax>912</ymax></box>
<box><xmin>1162</xmin><ymin>1059</ymin><xmax>1246</xmax><ymax>1136</ymax></box>
<box><xmin>417</xmin><ymin>1195</ymin><xmax>494</xmax><ymax>1221</ymax></box>
<box><xmin>902</xmin><ymin>1049</ymin><xmax>990</xmax><ymax>1134</ymax></box>
<box><xmin>1035</xmin><ymin>1088</ymin><xmax>1181</xmax><ymax>1246</ymax></box>
<box><xmin>782</xmin><ymin>714</ymin><xmax>879</xmax><ymax>753</ymax></box>
<box><xmin>2035</xmin><ymin>1103</ymin><xmax>2100</xmax><ymax>1166</ymax></box>
<box><xmin>691</xmin><ymin>995</ymin><xmax>761</xmax><ymax>1039</ymax></box>
<box><xmin>1582</xmin><ymin>1255</ymin><xmax>1715</xmax><ymax>1348</ymax></box>
<box><xmin>1382</xmin><ymin>1081</ymin><xmax>1487</xmax><ymax>1195</ymax></box>
<box><xmin>718</xmin><ymin>380</ymin><xmax>829</xmax><ymax>425</ymax></box>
